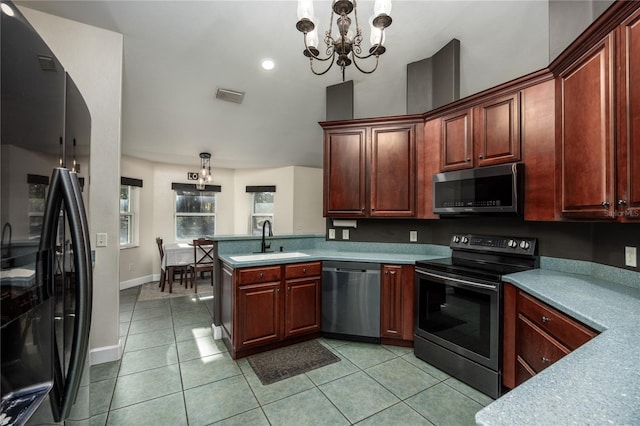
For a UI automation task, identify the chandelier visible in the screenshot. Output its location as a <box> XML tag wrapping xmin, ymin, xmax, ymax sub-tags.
<box><xmin>196</xmin><ymin>152</ymin><xmax>212</xmax><ymax>190</ymax></box>
<box><xmin>295</xmin><ymin>0</ymin><xmax>392</xmax><ymax>81</ymax></box>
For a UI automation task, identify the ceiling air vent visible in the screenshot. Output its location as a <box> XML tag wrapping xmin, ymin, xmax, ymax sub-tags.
<box><xmin>216</xmin><ymin>88</ymin><xmax>245</xmax><ymax>104</ymax></box>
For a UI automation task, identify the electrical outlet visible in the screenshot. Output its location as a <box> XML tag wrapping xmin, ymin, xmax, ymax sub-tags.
<box><xmin>96</xmin><ymin>233</ymin><xmax>107</xmax><ymax>247</ymax></box>
<box><xmin>328</xmin><ymin>229</ymin><xmax>336</xmax><ymax>239</ymax></box>
<box><xmin>128</xmin><ymin>263</ymin><xmax>133</xmax><ymax>271</ymax></box>
<box><xmin>410</xmin><ymin>230</ymin><xmax>418</xmax><ymax>242</ymax></box>
<box><xmin>342</xmin><ymin>229</ymin><xmax>349</xmax><ymax>240</ymax></box>
<box><xmin>625</xmin><ymin>246</ymin><xmax>637</xmax><ymax>267</ymax></box>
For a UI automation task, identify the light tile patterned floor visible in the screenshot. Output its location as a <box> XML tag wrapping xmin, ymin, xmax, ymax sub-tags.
<box><xmin>89</xmin><ymin>286</ymin><xmax>493</xmax><ymax>425</ymax></box>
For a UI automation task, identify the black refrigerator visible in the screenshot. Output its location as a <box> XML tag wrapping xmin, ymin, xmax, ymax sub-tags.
<box><xmin>1</xmin><ymin>1</ymin><xmax>93</xmax><ymax>425</ymax></box>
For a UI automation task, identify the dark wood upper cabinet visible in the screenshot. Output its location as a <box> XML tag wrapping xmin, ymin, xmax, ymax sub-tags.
<box><xmin>521</xmin><ymin>78</ymin><xmax>557</xmax><ymax>221</ymax></box>
<box><xmin>618</xmin><ymin>9</ymin><xmax>640</xmax><ymax>221</ymax></box>
<box><xmin>323</xmin><ymin>128</ymin><xmax>367</xmax><ymax>217</ymax></box>
<box><xmin>439</xmin><ymin>94</ymin><xmax>521</xmax><ymax>172</ymax></box>
<box><xmin>370</xmin><ymin>126</ymin><xmax>416</xmax><ymax>217</ymax></box>
<box><xmin>321</xmin><ymin>116</ymin><xmax>422</xmax><ymax>218</ymax></box>
<box><xmin>440</xmin><ymin>108</ymin><xmax>473</xmax><ymax>171</ymax></box>
<box><xmin>552</xmin><ymin>2</ymin><xmax>640</xmax><ymax>221</ymax></box>
<box><xmin>475</xmin><ymin>92</ymin><xmax>521</xmax><ymax>167</ymax></box>
<box><xmin>557</xmin><ymin>34</ymin><xmax>616</xmax><ymax>219</ymax></box>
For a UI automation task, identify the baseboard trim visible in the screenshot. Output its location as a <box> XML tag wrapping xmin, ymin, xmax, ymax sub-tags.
<box><xmin>120</xmin><ymin>274</ymin><xmax>157</xmax><ymax>290</ymax></box>
<box><xmin>90</xmin><ymin>338</ymin><xmax>123</xmax><ymax>365</ymax></box>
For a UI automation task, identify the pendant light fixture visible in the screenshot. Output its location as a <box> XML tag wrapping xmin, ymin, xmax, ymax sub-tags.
<box><xmin>196</xmin><ymin>152</ymin><xmax>212</xmax><ymax>190</ymax></box>
<box><xmin>295</xmin><ymin>0</ymin><xmax>392</xmax><ymax>81</ymax></box>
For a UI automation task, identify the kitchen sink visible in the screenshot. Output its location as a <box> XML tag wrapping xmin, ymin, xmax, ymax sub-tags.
<box><xmin>229</xmin><ymin>252</ymin><xmax>310</xmax><ymax>262</ymax></box>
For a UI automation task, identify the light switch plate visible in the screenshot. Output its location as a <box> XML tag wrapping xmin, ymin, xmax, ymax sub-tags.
<box><xmin>342</xmin><ymin>229</ymin><xmax>349</xmax><ymax>240</ymax></box>
<box><xmin>410</xmin><ymin>230</ymin><xmax>418</xmax><ymax>242</ymax></box>
<box><xmin>625</xmin><ymin>246</ymin><xmax>637</xmax><ymax>267</ymax></box>
<box><xmin>96</xmin><ymin>233</ymin><xmax>108</xmax><ymax>247</ymax></box>
<box><xmin>328</xmin><ymin>229</ymin><xmax>336</xmax><ymax>239</ymax></box>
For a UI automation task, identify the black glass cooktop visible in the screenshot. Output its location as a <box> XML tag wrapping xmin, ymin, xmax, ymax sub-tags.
<box><xmin>415</xmin><ymin>256</ymin><xmax>536</xmax><ymax>283</ymax></box>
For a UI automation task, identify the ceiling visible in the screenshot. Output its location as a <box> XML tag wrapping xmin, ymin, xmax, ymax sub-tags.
<box><xmin>16</xmin><ymin>1</ymin><xmax>549</xmax><ymax>170</ymax></box>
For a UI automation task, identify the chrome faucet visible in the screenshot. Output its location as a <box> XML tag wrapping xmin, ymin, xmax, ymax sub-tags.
<box><xmin>261</xmin><ymin>220</ymin><xmax>273</xmax><ymax>253</ymax></box>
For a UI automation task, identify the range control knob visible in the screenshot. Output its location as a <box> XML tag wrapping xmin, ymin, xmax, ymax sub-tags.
<box><xmin>461</xmin><ymin>236</ymin><xmax>469</xmax><ymax>244</ymax></box>
<box><xmin>453</xmin><ymin>235</ymin><xmax>461</xmax><ymax>243</ymax></box>
<box><xmin>519</xmin><ymin>240</ymin><xmax>531</xmax><ymax>250</ymax></box>
<box><xmin>507</xmin><ymin>239</ymin><xmax>517</xmax><ymax>248</ymax></box>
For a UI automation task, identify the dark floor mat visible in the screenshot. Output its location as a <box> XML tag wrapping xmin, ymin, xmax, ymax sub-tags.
<box><xmin>247</xmin><ymin>340</ymin><xmax>340</xmax><ymax>385</ymax></box>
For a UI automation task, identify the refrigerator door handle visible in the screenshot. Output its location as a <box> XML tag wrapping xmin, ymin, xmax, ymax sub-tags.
<box><xmin>42</xmin><ymin>168</ymin><xmax>93</xmax><ymax>422</ymax></box>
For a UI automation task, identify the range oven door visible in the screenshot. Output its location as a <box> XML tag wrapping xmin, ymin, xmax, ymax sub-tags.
<box><xmin>414</xmin><ymin>268</ymin><xmax>500</xmax><ymax>371</ymax></box>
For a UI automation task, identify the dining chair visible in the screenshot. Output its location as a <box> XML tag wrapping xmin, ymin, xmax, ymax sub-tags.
<box><xmin>191</xmin><ymin>239</ymin><xmax>214</xmax><ymax>293</ymax></box>
<box><xmin>156</xmin><ymin>237</ymin><xmax>187</xmax><ymax>293</ymax></box>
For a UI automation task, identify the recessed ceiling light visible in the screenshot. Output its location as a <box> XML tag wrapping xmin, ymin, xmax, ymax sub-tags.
<box><xmin>261</xmin><ymin>59</ymin><xmax>275</xmax><ymax>71</ymax></box>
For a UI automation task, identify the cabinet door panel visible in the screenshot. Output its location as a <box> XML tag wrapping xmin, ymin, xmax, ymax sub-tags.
<box><xmin>380</xmin><ymin>265</ymin><xmax>403</xmax><ymax>338</ymax></box>
<box><xmin>285</xmin><ymin>277</ymin><xmax>321</xmax><ymax>337</ymax></box>
<box><xmin>441</xmin><ymin>109</ymin><xmax>473</xmax><ymax>171</ymax></box>
<box><xmin>236</xmin><ymin>282</ymin><xmax>281</xmax><ymax>349</ymax></box>
<box><xmin>324</xmin><ymin>129</ymin><xmax>367</xmax><ymax>216</ymax></box>
<box><xmin>476</xmin><ymin>93</ymin><xmax>520</xmax><ymax>167</ymax></box>
<box><xmin>558</xmin><ymin>34</ymin><xmax>615</xmax><ymax>218</ymax></box>
<box><xmin>370</xmin><ymin>126</ymin><xmax>416</xmax><ymax>216</ymax></box>
<box><xmin>619</xmin><ymin>10</ymin><xmax>640</xmax><ymax>220</ymax></box>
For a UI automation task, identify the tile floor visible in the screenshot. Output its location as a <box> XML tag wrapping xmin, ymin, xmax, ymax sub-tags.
<box><xmin>89</xmin><ymin>286</ymin><xmax>493</xmax><ymax>425</ymax></box>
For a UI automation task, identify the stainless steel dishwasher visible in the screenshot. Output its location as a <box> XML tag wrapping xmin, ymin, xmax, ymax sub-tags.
<box><xmin>322</xmin><ymin>261</ymin><xmax>381</xmax><ymax>343</ymax></box>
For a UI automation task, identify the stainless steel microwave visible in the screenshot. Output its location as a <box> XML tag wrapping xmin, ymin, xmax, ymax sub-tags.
<box><xmin>433</xmin><ymin>162</ymin><xmax>524</xmax><ymax>215</ymax></box>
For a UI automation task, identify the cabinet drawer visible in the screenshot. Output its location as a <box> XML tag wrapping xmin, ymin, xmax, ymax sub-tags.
<box><xmin>517</xmin><ymin>291</ymin><xmax>597</xmax><ymax>350</ymax></box>
<box><xmin>285</xmin><ymin>262</ymin><xmax>321</xmax><ymax>279</ymax></box>
<box><xmin>517</xmin><ymin>314</ymin><xmax>569</xmax><ymax>373</ymax></box>
<box><xmin>238</xmin><ymin>266</ymin><xmax>281</xmax><ymax>285</ymax></box>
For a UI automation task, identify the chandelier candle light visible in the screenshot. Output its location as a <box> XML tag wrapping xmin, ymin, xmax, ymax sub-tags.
<box><xmin>296</xmin><ymin>0</ymin><xmax>392</xmax><ymax>81</ymax></box>
<box><xmin>196</xmin><ymin>152</ymin><xmax>212</xmax><ymax>190</ymax></box>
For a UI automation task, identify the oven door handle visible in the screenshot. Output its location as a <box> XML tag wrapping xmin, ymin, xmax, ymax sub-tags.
<box><xmin>416</xmin><ymin>270</ymin><xmax>498</xmax><ymax>291</ymax></box>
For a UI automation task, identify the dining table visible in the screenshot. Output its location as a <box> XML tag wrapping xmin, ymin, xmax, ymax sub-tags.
<box><xmin>161</xmin><ymin>242</ymin><xmax>214</xmax><ymax>292</ymax></box>
<box><xmin>161</xmin><ymin>242</ymin><xmax>193</xmax><ymax>292</ymax></box>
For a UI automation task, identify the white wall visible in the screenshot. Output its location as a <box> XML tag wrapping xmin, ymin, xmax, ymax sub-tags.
<box><xmin>20</xmin><ymin>6</ymin><xmax>124</xmax><ymax>363</ymax></box>
<box><xmin>352</xmin><ymin>0</ymin><xmax>550</xmax><ymax>119</ymax></box>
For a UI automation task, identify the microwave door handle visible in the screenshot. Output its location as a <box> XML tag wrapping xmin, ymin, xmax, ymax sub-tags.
<box><xmin>416</xmin><ymin>270</ymin><xmax>498</xmax><ymax>291</ymax></box>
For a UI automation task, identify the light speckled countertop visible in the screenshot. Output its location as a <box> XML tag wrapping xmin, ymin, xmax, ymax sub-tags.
<box><xmin>218</xmin><ymin>248</ymin><xmax>445</xmax><ymax>268</ymax></box>
<box><xmin>476</xmin><ymin>268</ymin><xmax>640</xmax><ymax>426</ymax></box>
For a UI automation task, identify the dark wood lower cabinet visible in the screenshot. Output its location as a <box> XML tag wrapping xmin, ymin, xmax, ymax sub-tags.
<box><xmin>380</xmin><ymin>264</ymin><xmax>414</xmax><ymax>344</ymax></box>
<box><xmin>503</xmin><ymin>283</ymin><xmax>598</xmax><ymax>389</ymax></box>
<box><xmin>222</xmin><ymin>261</ymin><xmax>322</xmax><ymax>359</ymax></box>
<box><xmin>236</xmin><ymin>281</ymin><xmax>281</xmax><ymax>350</ymax></box>
<box><xmin>285</xmin><ymin>276</ymin><xmax>321</xmax><ymax>338</ymax></box>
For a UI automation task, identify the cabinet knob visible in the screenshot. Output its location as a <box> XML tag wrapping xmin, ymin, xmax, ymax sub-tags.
<box><xmin>541</xmin><ymin>356</ymin><xmax>550</xmax><ymax>364</ymax></box>
<box><xmin>302</xmin><ymin>268</ymin><xmax>307</xmax><ymax>273</ymax></box>
<box><xmin>617</xmin><ymin>200</ymin><xmax>627</xmax><ymax>206</ymax></box>
<box><xmin>466</xmin><ymin>157</ymin><xmax>471</xmax><ymax>162</ymax></box>
<box><xmin>287</xmin><ymin>286</ymin><xmax>290</xmax><ymax>291</ymax></box>
<box><xmin>541</xmin><ymin>316</ymin><xmax>551</xmax><ymax>324</ymax></box>
<box><xmin>259</xmin><ymin>272</ymin><xmax>264</xmax><ymax>278</ymax></box>
<box><xmin>478</xmin><ymin>154</ymin><xmax>484</xmax><ymax>159</ymax></box>
<box><xmin>601</xmin><ymin>201</ymin><xmax>610</xmax><ymax>208</ymax></box>
<box><xmin>277</xmin><ymin>287</ymin><xmax>280</xmax><ymax>293</ymax></box>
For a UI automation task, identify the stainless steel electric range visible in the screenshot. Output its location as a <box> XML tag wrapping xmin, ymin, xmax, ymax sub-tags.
<box><xmin>414</xmin><ymin>234</ymin><xmax>538</xmax><ymax>398</ymax></box>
